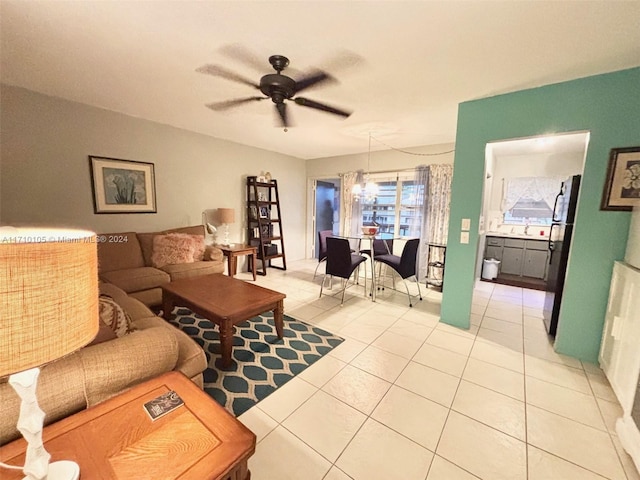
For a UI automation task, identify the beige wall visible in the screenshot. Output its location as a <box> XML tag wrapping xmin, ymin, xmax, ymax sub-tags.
<box><xmin>0</xmin><ymin>85</ymin><xmax>307</xmax><ymax>260</ymax></box>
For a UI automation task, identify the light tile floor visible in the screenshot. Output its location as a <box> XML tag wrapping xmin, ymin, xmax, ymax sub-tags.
<box><xmin>231</xmin><ymin>259</ymin><xmax>639</xmax><ymax>480</ymax></box>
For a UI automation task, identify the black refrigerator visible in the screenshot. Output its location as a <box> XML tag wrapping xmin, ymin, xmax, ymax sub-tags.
<box><xmin>543</xmin><ymin>174</ymin><xmax>581</xmax><ymax>337</ymax></box>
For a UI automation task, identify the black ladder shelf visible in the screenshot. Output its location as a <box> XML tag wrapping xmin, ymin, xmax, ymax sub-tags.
<box><xmin>246</xmin><ymin>176</ymin><xmax>287</xmax><ymax>275</ymax></box>
<box><xmin>426</xmin><ymin>243</ymin><xmax>446</xmax><ymax>291</ymax></box>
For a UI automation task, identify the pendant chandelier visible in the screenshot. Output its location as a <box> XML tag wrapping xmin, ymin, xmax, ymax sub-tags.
<box><xmin>352</xmin><ymin>134</ymin><xmax>378</xmax><ymax>202</ymax></box>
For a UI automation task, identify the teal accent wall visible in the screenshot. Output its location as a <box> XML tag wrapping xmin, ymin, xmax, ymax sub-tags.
<box><xmin>441</xmin><ymin>67</ymin><xmax>640</xmax><ymax>363</ymax></box>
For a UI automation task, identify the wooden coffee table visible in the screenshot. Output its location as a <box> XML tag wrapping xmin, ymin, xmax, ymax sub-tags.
<box><xmin>162</xmin><ymin>274</ymin><xmax>286</xmax><ymax>369</ymax></box>
<box><xmin>0</xmin><ymin>371</ymin><xmax>255</xmax><ymax>480</ymax></box>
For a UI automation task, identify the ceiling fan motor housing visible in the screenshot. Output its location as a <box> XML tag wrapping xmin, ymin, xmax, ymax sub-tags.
<box><xmin>260</xmin><ymin>74</ymin><xmax>296</xmax><ymax>101</ymax></box>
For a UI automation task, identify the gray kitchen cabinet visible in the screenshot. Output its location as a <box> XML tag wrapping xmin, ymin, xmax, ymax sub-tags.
<box><xmin>523</xmin><ymin>249</ymin><xmax>548</xmax><ymax>278</ymax></box>
<box><xmin>501</xmin><ymin>247</ymin><xmax>524</xmax><ymax>275</ymax></box>
<box><xmin>484</xmin><ymin>236</ymin><xmax>548</xmax><ymax>279</ymax></box>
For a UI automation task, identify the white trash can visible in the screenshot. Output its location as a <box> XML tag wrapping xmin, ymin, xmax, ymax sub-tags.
<box><xmin>482</xmin><ymin>259</ymin><xmax>500</xmax><ymax>280</ymax></box>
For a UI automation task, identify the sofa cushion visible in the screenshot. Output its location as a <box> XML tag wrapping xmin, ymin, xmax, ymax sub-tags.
<box><xmin>97</xmin><ymin>232</ymin><xmax>144</xmax><ymax>273</ymax></box>
<box><xmin>137</xmin><ymin>231</ymin><xmax>161</xmax><ymax>267</ymax></box>
<box><xmin>151</xmin><ymin>233</ymin><xmax>196</xmax><ymax>268</ymax></box>
<box><xmin>165</xmin><ymin>225</ymin><xmax>206</xmax><ymax>237</ymax></box>
<box><xmin>99</xmin><ymin>295</ymin><xmax>134</xmax><ymax>337</ymax></box>
<box><xmin>161</xmin><ymin>261</ymin><xmax>224</xmax><ymax>281</ymax></box>
<box><xmin>100</xmin><ymin>267</ymin><xmax>170</xmax><ymax>293</ymax></box>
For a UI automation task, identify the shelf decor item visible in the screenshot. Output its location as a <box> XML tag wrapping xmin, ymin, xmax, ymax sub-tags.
<box><xmin>0</xmin><ymin>227</ymin><xmax>99</xmax><ymax>480</ymax></box>
<box><xmin>601</xmin><ymin>146</ymin><xmax>640</xmax><ymax>211</ymax></box>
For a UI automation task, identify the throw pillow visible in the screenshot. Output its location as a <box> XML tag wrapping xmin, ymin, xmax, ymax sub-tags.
<box><xmin>88</xmin><ymin>319</ymin><xmax>119</xmax><ymax>346</ymax></box>
<box><xmin>189</xmin><ymin>234</ymin><xmax>206</xmax><ymax>261</ymax></box>
<box><xmin>151</xmin><ymin>233</ymin><xmax>196</xmax><ymax>268</ymax></box>
<box><xmin>98</xmin><ymin>295</ymin><xmax>134</xmax><ymax>337</ymax></box>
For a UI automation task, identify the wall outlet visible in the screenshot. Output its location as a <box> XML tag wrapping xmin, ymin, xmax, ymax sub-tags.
<box><xmin>461</xmin><ymin>218</ymin><xmax>471</xmax><ymax>231</ymax></box>
<box><xmin>460</xmin><ymin>231</ymin><xmax>469</xmax><ymax>244</ymax></box>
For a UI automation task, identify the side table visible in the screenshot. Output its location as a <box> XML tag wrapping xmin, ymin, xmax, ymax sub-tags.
<box><xmin>217</xmin><ymin>244</ymin><xmax>257</xmax><ymax>280</ymax></box>
<box><xmin>0</xmin><ymin>371</ymin><xmax>256</xmax><ymax>480</ymax></box>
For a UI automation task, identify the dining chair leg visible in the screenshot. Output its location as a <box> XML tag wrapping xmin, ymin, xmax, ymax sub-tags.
<box><xmin>313</xmin><ymin>259</ymin><xmax>326</xmax><ymax>279</ymax></box>
<box><xmin>319</xmin><ymin>272</ymin><xmax>328</xmax><ymax>298</ymax></box>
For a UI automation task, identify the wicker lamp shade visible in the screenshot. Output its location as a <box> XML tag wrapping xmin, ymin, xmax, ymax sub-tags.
<box><xmin>0</xmin><ymin>228</ymin><xmax>99</xmax><ymax>377</ymax></box>
<box><xmin>218</xmin><ymin>208</ymin><xmax>235</xmax><ymax>224</ymax></box>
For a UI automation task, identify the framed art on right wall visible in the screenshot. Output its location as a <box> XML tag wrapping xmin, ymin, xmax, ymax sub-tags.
<box><xmin>601</xmin><ymin>146</ymin><xmax>640</xmax><ymax>211</ymax></box>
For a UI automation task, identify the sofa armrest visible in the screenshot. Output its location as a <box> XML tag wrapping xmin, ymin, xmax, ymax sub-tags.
<box><xmin>0</xmin><ymin>355</ymin><xmax>87</xmax><ymax>445</ymax></box>
<box><xmin>78</xmin><ymin>327</ymin><xmax>179</xmax><ymax>406</ymax></box>
<box><xmin>204</xmin><ymin>245</ymin><xmax>223</xmax><ymax>262</ymax></box>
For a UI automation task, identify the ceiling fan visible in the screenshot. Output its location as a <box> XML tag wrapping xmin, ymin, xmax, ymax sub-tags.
<box><xmin>196</xmin><ymin>54</ymin><xmax>352</xmax><ymax>128</ymax></box>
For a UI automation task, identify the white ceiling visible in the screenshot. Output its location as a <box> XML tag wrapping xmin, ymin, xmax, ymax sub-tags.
<box><xmin>2</xmin><ymin>1</ymin><xmax>639</xmax><ymax>160</ymax></box>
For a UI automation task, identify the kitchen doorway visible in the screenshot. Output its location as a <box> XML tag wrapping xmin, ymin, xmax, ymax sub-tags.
<box><xmin>477</xmin><ymin>132</ymin><xmax>589</xmax><ymax>289</ymax></box>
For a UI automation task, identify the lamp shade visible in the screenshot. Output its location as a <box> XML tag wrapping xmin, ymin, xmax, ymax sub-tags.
<box><xmin>218</xmin><ymin>208</ymin><xmax>235</xmax><ymax>225</ymax></box>
<box><xmin>0</xmin><ymin>228</ymin><xmax>99</xmax><ymax>377</ymax></box>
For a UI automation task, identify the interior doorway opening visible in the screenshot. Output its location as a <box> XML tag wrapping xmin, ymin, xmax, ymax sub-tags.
<box><xmin>313</xmin><ymin>178</ymin><xmax>340</xmax><ymax>259</ymax></box>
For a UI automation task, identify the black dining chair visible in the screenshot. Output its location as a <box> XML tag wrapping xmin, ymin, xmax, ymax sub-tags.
<box><xmin>375</xmin><ymin>238</ymin><xmax>423</xmax><ymax>307</ymax></box>
<box><xmin>320</xmin><ymin>237</ymin><xmax>367</xmax><ymax>305</ymax></box>
<box><xmin>313</xmin><ymin>230</ymin><xmax>333</xmax><ymax>279</ymax></box>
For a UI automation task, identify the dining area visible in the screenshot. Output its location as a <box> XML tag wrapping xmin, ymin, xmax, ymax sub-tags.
<box><xmin>315</xmin><ymin>225</ymin><xmax>423</xmax><ymax>307</ymax></box>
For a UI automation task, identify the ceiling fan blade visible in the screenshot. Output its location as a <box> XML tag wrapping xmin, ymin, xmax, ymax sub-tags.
<box><xmin>293</xmin><ymin>71</ymin><xmax>335</xmax><ymax>94</ymax></box>
<box><xmin>196</xmin><ymin>64</ymin><xmax>259</xmax><ymax>89</ymax></box>
<box><xmin>293</xmin><ymin>97</ymin><xmax>352</xmax><ymax>118</ymax></box>
<box><xmin>275</xmin><ymin>102</ymin><xmax>288</xmax><ymax>127</ymax></box>
<box><xmin>218</xmin><ymin>44</ymin><xmax>266</xmax><ymax>72</ymax></box>
<box><xmin>205</xmin><ymin>97</ymin><xmax>265</xmax><ymax>111</ymax></box>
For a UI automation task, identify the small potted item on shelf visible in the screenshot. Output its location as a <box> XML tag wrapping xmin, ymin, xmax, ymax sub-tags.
<box><xmin>265</xmin><ymin>172</ymin><xmax>272</xmax><ymax>182</ymax></box>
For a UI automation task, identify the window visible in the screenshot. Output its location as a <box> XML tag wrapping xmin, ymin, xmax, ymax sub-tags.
<box><xmin>503</xmin><ymin>198</ymin><xmax>553</xmax><ymax>225</ymax></box>
<box><xmin>361</xmin><ymin>176</ymin><xmax>425</xmax><ymax>238</ymax></box>
<box><xmin>502</xmin><ymin>176</ymin><xmax>561</xmax><ymax>226</ymax></box>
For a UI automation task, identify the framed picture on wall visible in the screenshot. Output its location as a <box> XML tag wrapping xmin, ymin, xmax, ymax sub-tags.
<box><xmin>601</xmin><ymin>146</ymin><xmax>640</xmax><ymax>211</ymax></box>
<box><xmin>89</xmin><ymin>156</ymin><xmax>157</xmax><ymax>214</ymax></box>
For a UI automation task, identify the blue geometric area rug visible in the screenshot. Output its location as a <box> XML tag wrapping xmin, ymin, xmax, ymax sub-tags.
<box><xmin>166</xmin><ymin>307</ymin><xmax>344</xmax><ymax>417</ymax></box>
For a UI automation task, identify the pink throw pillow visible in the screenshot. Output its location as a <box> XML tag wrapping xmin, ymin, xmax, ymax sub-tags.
<box><xmin>189</xmin><ymin>234</ymin><xmax>205</xmax><ymax>261</ymax></box>
<box><xmin>151</xmin><ymin>233</ymin><xmax>197</xmax><ymax>268</ymax></box>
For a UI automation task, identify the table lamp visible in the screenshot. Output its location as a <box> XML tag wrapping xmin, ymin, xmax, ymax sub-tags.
<box><xmin>0</xmin><ymin>228</ymin><xmax>99</xmax><ymax>480</ymax></box>
<box><xmin>218</xmin><ymin>208</ymin><xmax>235</xmax><ymax>246</ymax></box>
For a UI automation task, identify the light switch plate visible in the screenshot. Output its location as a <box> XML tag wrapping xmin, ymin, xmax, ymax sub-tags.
<box><xmin>461</xmin><ymin>218</ymin><xmax>471</xmax><ymax>231</ymax></box>
<box><xmin>460</xmin><ymin>231</ymin><xmax>469</xmax><ymax>244</ymax></box>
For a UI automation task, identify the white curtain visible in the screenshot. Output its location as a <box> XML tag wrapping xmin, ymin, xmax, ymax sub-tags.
<box><xmin>502</xmin><ymin>176</ymin><xmax>563</xmax><ymax>213</ymax></box>
<box><xmin>411</xmin><ymin>166</ymin><xmax>430</xmax><ymax>277</ymax></box>
<box><xmin>423</xmin><ymin>164</ymin><xmax>453</xmax><ymax>278</ymax></box>
<box><xmin>341</xmin><ymin>171</ymin><xmax>364</xmax><ymax>237</ymax></box>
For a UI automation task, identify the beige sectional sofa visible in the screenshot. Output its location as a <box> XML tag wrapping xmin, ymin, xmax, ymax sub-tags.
<box><xmin>98</xmin><ymin>225</ymin><xmax>224</xmax><ymax>307</ymax></box>
<box><xmin>0</xmin><ymin>282</ymin><xmax>208</xmax><ymax>445</ymax></box>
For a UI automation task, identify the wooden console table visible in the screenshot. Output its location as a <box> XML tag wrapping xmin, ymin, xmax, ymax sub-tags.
<box><xmin>0</xmin><ymin>371</ymin><xmax>256</xmax><ymax>480</ymax></box>
<box><xmin>217</xmin><ymin>244</ymin><xmax>257</xmax><ymax>281</ymax></box>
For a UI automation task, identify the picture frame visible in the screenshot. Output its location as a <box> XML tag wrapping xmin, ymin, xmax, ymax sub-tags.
<box><xmin>600</xmin><ymin>146</ymin><xmax>640</xmax><ymax>211</ymax></box>
<box><xmin>89</xmin><ymin>156</ymin><xmax>157</xmax><ymax>214</ymax></box>
<box><xmin>259</xmin><ymin>206</ymin><xmax>270</xmax><ymax>218</ymax></box>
